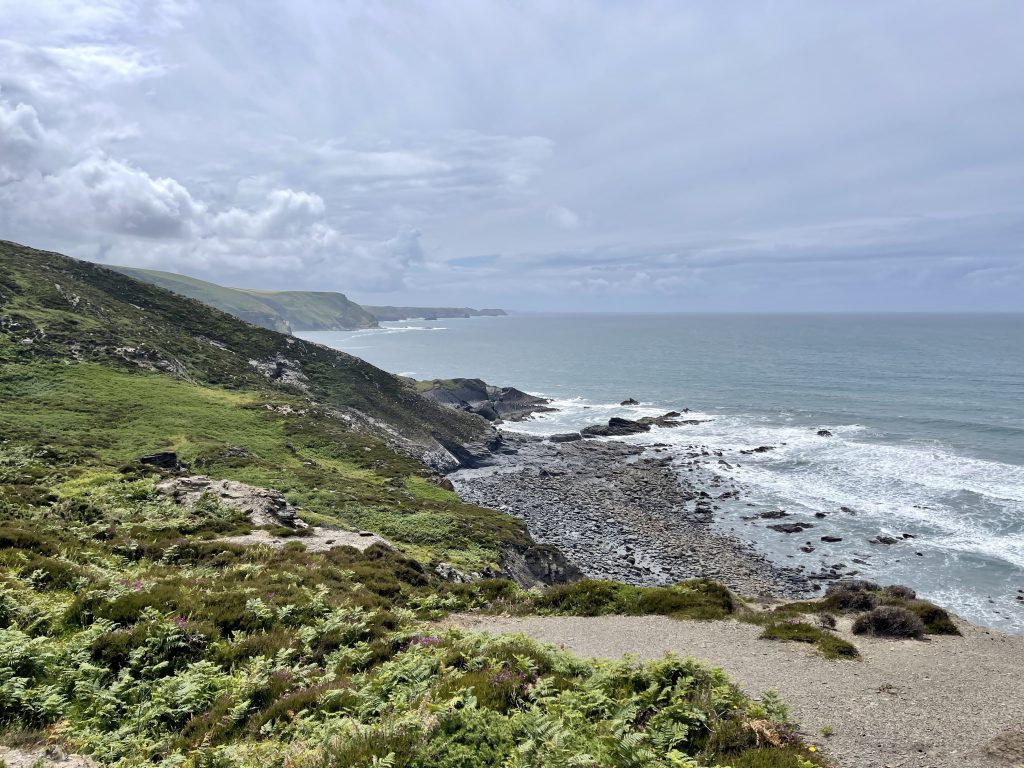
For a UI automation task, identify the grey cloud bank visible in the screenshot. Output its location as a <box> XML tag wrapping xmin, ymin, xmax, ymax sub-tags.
<box><xmin>1</xmin><ymin>0</ymin><xmax>1022</xmax><ymax>310</ymax></box>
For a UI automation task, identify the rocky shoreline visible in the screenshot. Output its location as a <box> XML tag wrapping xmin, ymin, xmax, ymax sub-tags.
<box><xmin>451</xmin><ymin>431</ymin><xmax>809</xmax><ymax>598</ymax></box>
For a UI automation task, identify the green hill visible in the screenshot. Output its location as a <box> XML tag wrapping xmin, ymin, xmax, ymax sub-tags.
<box><xmin>112</xmin><ymin>266</ymin><xmax>379</xmax><ymax>333</ymax></box>
<box><xmin>0</xmin><ymin>240</ymin><xmax>819</xmax><ymax>768</ymax></box>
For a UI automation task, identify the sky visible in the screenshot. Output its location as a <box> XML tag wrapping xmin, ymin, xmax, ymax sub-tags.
<box><xmin>1</xmin><ymin>1</ymin><xmax>1023</xmax><ymax>312</ymax></box>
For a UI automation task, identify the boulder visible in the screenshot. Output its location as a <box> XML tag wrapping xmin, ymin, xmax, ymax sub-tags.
<box><xmin>820</xmin><ymin>535</ymin><xmax>843</xmax><ymax>543</ymax></box>
<box><xmin>769</xmin><ymin>522</ymin><xmax>813</xmax><ymax>534</ymax></box>
<box><xmin>581</xmin><ymin>417</ymin><xmax>652</xmax><ymax>437</ymax></box>
<box><xmin>549</xmin><ymin>432</ymin><xmax>583</xmax><ymax>443</ymax></box>
<box><xmin>156</xmin><ymin>475</ymin><xmax>308</xmax><ymax>529</ymax></box>
<box><xmin>740</xmin><ymin>445</ymin><xmax>776</xmax><ymax>455</ymax></box>
<box><xmin>138</xmin><ymin>451</ymin><xmax>182</xmax><ymax>470</ymax></box>
<box><xmin>620</xmin><ymin>398</ymin><xmax>640</xmax><ymax>405</ymax></box>
<box><xmin>871</xmin><ymin>534</ymin><xmax>900</xmax><ymax>545</ymax></box>
<box><xmin>816</xmin><ymin>429</ymin><xmax>834</xmax><ymax>437</ymax></box>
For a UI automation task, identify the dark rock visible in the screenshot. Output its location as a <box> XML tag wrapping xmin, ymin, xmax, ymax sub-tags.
<box><xmin>758</xmin><ymin>510</ymin><xmax>791</xmax><ymax>519</ymax></box>
<box><xmin>840</xmin><ymin>506</ymin><xmax>856</xmax><ymax>514</ymax></box>
<box><xmin>740</xmin><ymin>445</ymin><xmax>776</xmax><ymax>455</ymax></box>
<box><xmin>418</xmin><ymin>377</ymin><xmax>555</xmax><ymax>422</ymax></box>
<box><xmin>549</xmin><ymin>432</ymin><xmax>583</xmax><ymax>443</ymax></box>
<box><xmin>499</xmin><ymin>542</ymin><xmax>583</xmax><ymax>588</ymax></box>
<box><xmin>821</xmin><ymin>535</ymin><xmax>843</xmax><ymax>543</ymax></box>
<box><xmin>871</xmin><ymin>535</ymin><xmax>899</xmax><ymax>545</ymax></box>
<box><xmin>138</xmin><ymin>451</ymin><xmax>181</xmax><ymax>470</ymax></box>
<box><xmin>620</xmin><ymin>398</ymin><xmax>640</xmax><ymax>405</ymax></box>
<box><xmin>581</xmin><ymin>417</ymin><xmax>652</xmax><ymax>437</ymax></box>
<box><xmin>769</xmin><ymin>522</ymin><xmax>813</xmax><ymax>534</ymax></box>
<box><xmin>427</xmin><ymin>474</ymin><xmax>456</xmax><ymax>492</ymax></box>
<box><xmin>816</xmin><ymin>429</ymin><xmax>834</xmax><ymax>437</ymax></box>
<box><xmin>814</xmin><ymin>512</ymin><xmax>827</xmax><ymax>518</ymax></box>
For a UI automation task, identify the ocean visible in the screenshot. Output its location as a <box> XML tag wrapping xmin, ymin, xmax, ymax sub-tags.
<box><xmin>299</xmin><ymin>313</ymin><xmax>1024</xmax><ymax>633</ymax></box>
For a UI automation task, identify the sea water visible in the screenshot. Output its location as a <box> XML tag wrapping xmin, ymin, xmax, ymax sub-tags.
<box><xmin>300</xmin><ymin>313</ymin><xmax>1024</xmax><ymax>633</ymax></box>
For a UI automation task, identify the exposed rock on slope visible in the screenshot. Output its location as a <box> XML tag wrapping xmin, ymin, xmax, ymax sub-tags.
<box><xmin>416</xmin><ymin>377</ymin><xmax>555</xmax><ymax>422</ymax></box>
<box><xmin>156</xmin><ymin>475</ymin><xmax>308</xmax><ymax>529</ymax></box>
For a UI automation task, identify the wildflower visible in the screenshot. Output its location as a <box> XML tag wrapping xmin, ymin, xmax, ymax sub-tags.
<box><xmin>808</xmin><ymin>746</ymin><xmax>817</xmax><ymax>752</ymax></box>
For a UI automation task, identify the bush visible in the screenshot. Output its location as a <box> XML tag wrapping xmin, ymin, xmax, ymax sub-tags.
<box><xmin>816</xmin><ymin>613</ymin><xmax>837</xmax><ymax>630</ymax></box>
<box><xmin>884</xmin><ymin>584</ymin><xmax>916</xmax><ymax>600</ymax></box>
<box><xmin>534</xmin><ymin>578</ymin><xmax>736</xmax><ymax>620</ymax></box>
<box><xmin>760</xmin><ymin>620</ymin><xmax>859</xmax><ymax>659</ymax></box>
<box><xmin>906</xmin><ymin>600</ymin><xmax>960</xmax><ymax>635</ymax></box>
<box><xmin>852</xmin><ymin>606</ymin><xmax>925</xmax><ymax>638</ymax></box>
<box><xmin>822</xmin><ymin>586</ymin><xmax>877</xmax><ymax>612</ymax></box>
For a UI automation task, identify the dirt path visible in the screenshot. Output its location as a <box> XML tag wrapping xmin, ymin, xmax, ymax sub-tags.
<box><xmin>451</xmin><ymin>614</ymin><xmax>1024</xmax><ymax>768</ymax></box>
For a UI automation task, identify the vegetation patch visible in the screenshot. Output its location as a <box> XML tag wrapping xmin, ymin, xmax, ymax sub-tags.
<box><xmin>759</xmin><ymin>620</ymin><xmax>860</xmax><ymax>660</ymax></box>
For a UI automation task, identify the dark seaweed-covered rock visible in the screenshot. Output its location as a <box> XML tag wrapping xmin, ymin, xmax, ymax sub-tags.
<box><xmin>581</xmin><ymin>417</ymin><xmax>652</xmax><ymax>437</ymax></box>
<box><xmin>769</xmin><ymin>523</ymin><xmax>812</xmax><ymax>534</ymax></box>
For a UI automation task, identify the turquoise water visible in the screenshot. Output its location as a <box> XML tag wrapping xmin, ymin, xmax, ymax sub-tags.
<box><xmin>301</xmin><ymin>313</ymin><xmax>1024</xmax><ymax>632</ymax></box>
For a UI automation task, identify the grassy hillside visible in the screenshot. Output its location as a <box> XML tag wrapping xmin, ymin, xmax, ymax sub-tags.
<box><xmin>249</xmin><ymin>290</ymin><xmax>378</xmax><ymax>331</ymax></box>
<box><xmin>0</xmin><ymin>241</ymin><xmax>825</xmax><ymax>768</ymax></box>
<box><xmin>112</xmin><ymin>266</ymin><xmax>379</xmax><ymax>332</ymax></box>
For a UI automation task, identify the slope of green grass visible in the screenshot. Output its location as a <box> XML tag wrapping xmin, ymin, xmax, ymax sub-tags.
<box><xmin>1</xmin><ymin>241</ymin><xmax>485</xmax><ymax>454</ymax></box>
<box><xmin>111</xmin><ymin>266</ymin><xmax>379</xmax><ymax>332</ymax></box>
<box><xmin>110</xmin><ymin>267</ymin><xmax>295</xmax><ymax>332</ymax></box>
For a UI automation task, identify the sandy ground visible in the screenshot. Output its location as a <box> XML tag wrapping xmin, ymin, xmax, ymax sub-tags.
<box><xmin>450</xmin><ymin>613</ymin><xmax>1024</xmax><ymax>768</ymax></box>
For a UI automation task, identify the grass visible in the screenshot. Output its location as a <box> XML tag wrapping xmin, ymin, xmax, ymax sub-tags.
<box><xmin>759</xmin><ymin>621</ymin><xmax>860</xmax><ymax>660</ymax></box>
<box><xmin>111</xmin><ymin>266</ymin><xmax>379</xmax><ymax>332</ymax></box>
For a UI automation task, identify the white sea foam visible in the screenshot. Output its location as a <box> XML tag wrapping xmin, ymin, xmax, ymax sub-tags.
<box><xmin>509</xmin><ymin>395</ymin><xmax>1024</xmax><ymax>623</ymax></box>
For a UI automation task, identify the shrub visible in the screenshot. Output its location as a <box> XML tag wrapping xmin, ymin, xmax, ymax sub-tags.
<box><xmin>852</xmin><ymin>606</ymin><xmax>925</xmax><ymax>638</ymax></box>
<box><xmin>816</xmin><ymin>613</ymin><xmax>837</xmax><ymax>630</ymax></box>
<box><xmin>760</xmin><ymin>620</ymin><xmax>859</xmax><ymax>660</ymax></box>
<box><xmin>884</xmin><ymin>584</ymin><xmax>916</xmax><ymax>600</ymax></box>
<box><xmin>905</xmin><ymin>600</ymin><xmax>960</xmax><ymax>635</ymax></box>
<box><xmin>822</xmin><ymin>586</ymin><xmax>877</xmax><ymax>612</ymax></box>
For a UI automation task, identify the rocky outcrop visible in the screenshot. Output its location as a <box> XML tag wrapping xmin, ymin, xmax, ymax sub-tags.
<box><xmin>155</xmin><ymin>475</ymin><xmax>308</xmax><ymax>529</ymax></box>
<box><xmin>548</xmin><ymin>432</ymin><xmax>583</xmax><ymax>443</ymax></box>
<box><xmin>138</xmin><ymin>451</ymin><xmax>185</xmax><ymax>471</ymax></box>
<box><xmin>581</xmin><ymin>417</ymin><xmax>652</xmax><ymax>437</ymax></box>
<box><xmin>579</xmin><ymin>412</ymin><xmax>706</xmax><ymax>438</ymax></box>
<box><xmin>620</xmin><ymin>398</ymin><xmax>639</xmax><ymax>405</ymax></box>
<box><xmin>417</xmin><ymin>378</ymin><xmax>555</xmax><ymax>423</ymax></box>
<box><xmin>498</xmin><ymin>542</ymin><xmax>583</xmax><ymax>588</ymax></box>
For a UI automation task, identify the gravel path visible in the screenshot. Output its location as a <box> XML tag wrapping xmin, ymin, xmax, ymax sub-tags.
<box><xmin>451</xmin><ymin>613</ymin><xmax>1024</xmax><ymax>768</ymax></box>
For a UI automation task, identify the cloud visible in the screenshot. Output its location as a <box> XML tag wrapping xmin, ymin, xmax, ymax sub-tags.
<box><xmin>547</xmin><ymin>205</ymin><xmax>581</xmax><ymax>230</ymax></box>
<box><xmin>1</xmin><ymin>1</ymin><xmax>1022</xmax><ymax>309</ymax></box>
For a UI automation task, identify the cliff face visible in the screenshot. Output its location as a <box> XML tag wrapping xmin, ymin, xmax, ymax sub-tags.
<box><xmin>111</xmin><ymin>266</ymin><xmax>379</xmax><ymax>332</ymax></box>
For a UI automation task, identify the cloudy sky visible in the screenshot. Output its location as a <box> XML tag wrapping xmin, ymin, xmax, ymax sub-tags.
<box><xmin>2</xmin><ymin>1</ymin><xmax>1023</xmax><ymax>311</ymax></box>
